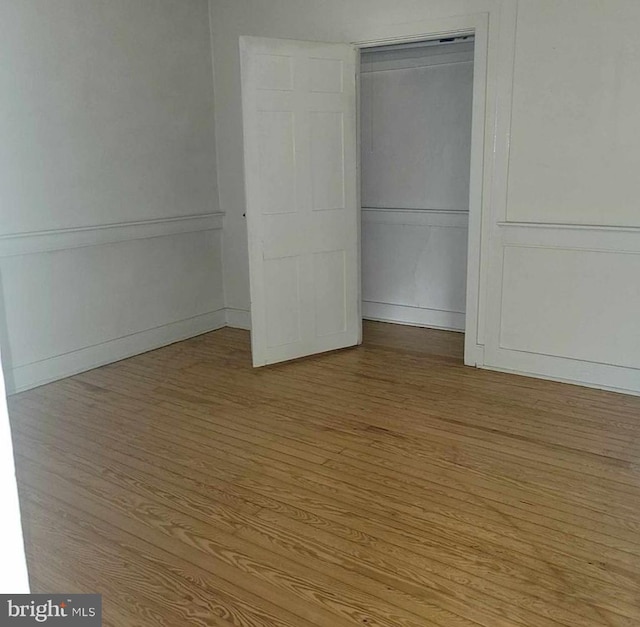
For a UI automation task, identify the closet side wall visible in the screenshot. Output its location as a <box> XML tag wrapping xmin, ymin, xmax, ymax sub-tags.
<box><xmin>361</xmin><ymin>42</ymin><xmax>473</xmax><ymax>331</ymax></box>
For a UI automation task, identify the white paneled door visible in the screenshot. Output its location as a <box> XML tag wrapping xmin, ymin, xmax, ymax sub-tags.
<box><xmin>240</xmin><ymin>37</ymin><xmax>360</xmax><ymax>366</ymax></box>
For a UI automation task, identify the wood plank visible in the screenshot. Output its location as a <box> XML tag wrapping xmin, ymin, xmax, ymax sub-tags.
<box><xmin>8</xmin><ymin>321</ymin><xmax>640</xmax><ymax>627</ymax></box>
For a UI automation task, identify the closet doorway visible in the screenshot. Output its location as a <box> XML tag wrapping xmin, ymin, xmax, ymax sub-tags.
<box><xmin>239</xmin><ymin>16</ymin><xmax>488</xmax><ymax>369</ymax></box>
<box><xmin>360</xmin><ymin>37</ymin><xmax>474</xmax><ymax>339</ymax></box>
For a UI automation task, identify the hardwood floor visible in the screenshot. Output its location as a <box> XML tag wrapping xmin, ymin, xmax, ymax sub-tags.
<box><xmin>8</xmin><ymin>321</ymin><xmax>640</xmax><ymax>627</ymax></box>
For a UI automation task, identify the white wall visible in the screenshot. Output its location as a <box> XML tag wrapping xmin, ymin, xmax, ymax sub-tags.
<box><xmin>0</xmin><ymin>355</ymin><xmax>29</xmax><ymax>592</ymax></box>
<box><xmin>361</xmin><ymin>42</ymin><xmax>474</xmax><ymax>212</ymax></box>
<box><xmin>483</xmin><ymin>0</ymin><xmax>640</xmax><ymax>394</ymax></box>
<box><xmin>362</xmin><ymin>210</ymin><xmax>468</xmax><ymax>331</ymax></box>
<box><xmin>507</xmin><ymin>0</ymin><xmax>640</xmax><ymax>227</ymax></box>
<box><xmin>361</xmin><ymin>43</ymin><xmax>472</xmax><ymax>330</ymax></box>
<box><xmin>209</xmin><ymin>0</ymin><xmax>498</xmax><ymax>315</ymax></box>
<box><xmin>210</xmin><ymin>0</ymin><xmax>640</xmax><ymax>395</ymax></box>
<box><xmin>0</xmin><ymin>0</ymin><xmax>225</xmax><ymax>392</ymax></box>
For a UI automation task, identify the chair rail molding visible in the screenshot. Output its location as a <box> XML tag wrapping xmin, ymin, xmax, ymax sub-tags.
<box><xmin>0</xmin><ymin>213</ymin><xmax>225</xmax><ymax>258</ymax></box>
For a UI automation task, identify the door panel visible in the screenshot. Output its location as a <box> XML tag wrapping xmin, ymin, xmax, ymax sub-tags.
<box><xmin>257</xmin><ymin>111</ymin><xmax>296</xmax><ymax>214</ymax></box>
<box><xmin>314</xmin><ymin>250</ymin><xmax>348</xmax><ymax>337</ymax></box>
<box><xmin>241</xmin><ymin>37</ymin><xmax>360</xmax><ymax>366</ymax></box>
<box><xmin>310</xmin><ymin>111</ymin><xmax>346</xmax><ymax>210</ymax></box>
<box><xmin>264</xmin><ymin>257</ymin><xmax>301</xmax><ymax>348</ymax></box>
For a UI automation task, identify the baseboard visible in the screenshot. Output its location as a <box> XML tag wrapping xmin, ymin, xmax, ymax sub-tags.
<box><xmin>481</xmin><ymin>363</ymin><xmax>640</xmax><ymax>398</ymax></box>
<box><xmin>221</xmin><ymin>304</ymin><xmax>464</xmax><ymax>334</ymax></box>
<box><xmin>225</xmin><ymin>308</ymin><xmax>251</xmax><ymax>330</ymax></box>
<box><xmin>10</xmin><ymin>303</ymin><xmax>635</xmax><ymax>398</ymax></box>
<box><xmin>363</xmin><ymin>301</ymin><xmax>465</xmax><ymax>332</ymax></box>
<box><xmin>8</xmin><ymin>309</ymin><xmax>227</xmax><ymax>394</ymax></box>
<box><xmin>483</xmin><ymin>345</ymin><xmax>640</xmax><ymax>398</ymax></box>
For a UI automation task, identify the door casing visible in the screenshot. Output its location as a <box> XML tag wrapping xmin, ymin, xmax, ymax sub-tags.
<box><xmin>240</xmin><ymin>13</ymin><xmax>490</xmax><ymax>368</ymax></box>
<box><xmin>353</xmin><ymin>13</ymin><xmax>490</xmax><ymax>368</ymax></box>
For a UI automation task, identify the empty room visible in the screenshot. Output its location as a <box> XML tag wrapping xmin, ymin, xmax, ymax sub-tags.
<box><xmin>1</xmin><ymin>1</ymin><xmax>640</xmax><ymax>626</ymax></box>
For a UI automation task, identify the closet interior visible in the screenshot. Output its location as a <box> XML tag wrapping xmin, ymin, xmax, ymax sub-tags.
<box><xmin>360</xmin><ymin>37</ymin><xmax>474</xmax><ymax>333</ymax></box>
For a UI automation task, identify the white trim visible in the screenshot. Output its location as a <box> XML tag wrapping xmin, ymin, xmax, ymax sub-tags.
<box><xmin>465</xmin><ymin>343</ymin><xmax>485</xmax><ymax>368</ymax></box>
<box><xmin>360</xmin><ymin>46</ymin><xmax>474</xmax><ymax>73</ymax></box>
<box><xmin>362</xmin><ymin>208</ymin><xmax>468</xmax><ymax>228</ymax></box>
<box><xmin>498</xmin><ymin>221</ymin><xmax>640</xmax><ymax>234</ymax></box>
<box><xmin>465</xmin><ymin>13</ymin><xmax>490</xmax><ymax>358</ymax></box>
<box><xmin>356</xmin><ymin>52</ymin><xmax>363</xmax><ymax>346</ymax></box>
<box><xmin>484</xmin><ymin>354</ymin><xmax>640</xmax><ymax>399</ymax></box>
<box><xmin>8</xmin><ymin>309</ymin><xmax>227</xmax><ymax>394</ymax></box>
<box><xmin>226</xmin><ymin>308</ymin><xmax>251</xmax><ymax>330</ymax></box>
<box><xmin>0</xmin><ymin>213</ymin><xmax>224</xmax><ymax>258</ymax></box>
<box><xmin>484</xmin><ymin>220</ymin><xmax>640</xmax><ymax>397</ymax></box>
<box><xmin>354</xmin><ymin>12</ymin><xmax>494</xmax><ymax>370</ymax></box>
<box><xmin>479</xmin><ymin>1</ymin><xmax>518</xmax><ymax>355</ymax></box>
<box><xmin>355</xmin><ymin>15</ymin><xmax>481</xmax><ymax>49</ymax></box>
<box><xmin>363</xmin><ymin>301</ymin><xmax>464</xmax><ymax>332</ymax></box>
<box><xmin>498</xmin><ymin>224</ymin><xmax>640</xmax><ymax>254</ymax></box>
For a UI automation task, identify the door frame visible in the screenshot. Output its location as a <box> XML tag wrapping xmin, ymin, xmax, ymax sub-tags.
<box><xmin>353</xmin><ymin>13</ymin><xmax>490</xmax><ymax>367</ymax></box>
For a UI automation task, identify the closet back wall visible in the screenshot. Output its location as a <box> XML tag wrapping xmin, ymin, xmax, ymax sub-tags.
<box><xmin>361</xmin><ymin>42</ymin><xmax>473</xmax><ymax>331</ymax></box>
